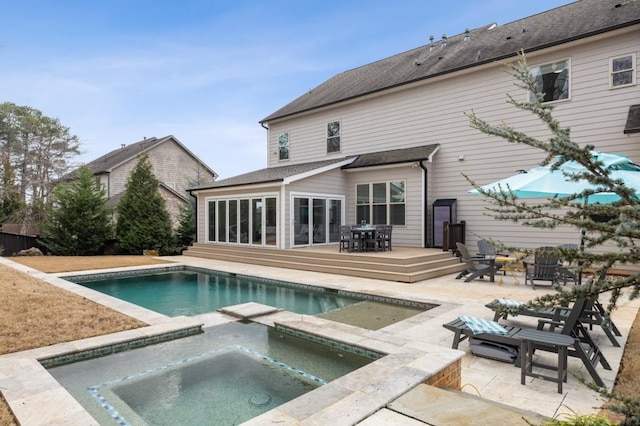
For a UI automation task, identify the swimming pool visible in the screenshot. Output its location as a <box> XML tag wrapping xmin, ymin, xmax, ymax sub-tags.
<box><xmin>69</xmin><ymin>266</ymin><xmax>431</xmax><ymax>320</ymax></box>
<box><xmin>48</xmin><ymin>321</ymin><xmax>374</xmax><ymax>425</ymax></box>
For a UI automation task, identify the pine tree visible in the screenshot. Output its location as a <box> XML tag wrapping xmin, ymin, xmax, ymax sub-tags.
<box><xmin>115</xmin><ymin>154</ymin><xmax>173</xmax><ymax>254</ymax></box>
<box><xmin>175</xmin><ymin>199</ymin><xmax>195</xmax><ymax>249</ymax></box>
<box><xmin>38</xmin><ymin>165</ymin><xmax>112</xmax><ymax>255</ymax></box>
<box><xmin>466</xmin><ymin>52</ymin><xmax>640</xmax><ymax>315</ymax></box>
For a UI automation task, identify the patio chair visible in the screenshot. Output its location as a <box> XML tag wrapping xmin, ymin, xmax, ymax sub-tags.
<box><xmin>364</xmin><ymin>225</ymin><xmax>385</xmax><ymax>252</ymax></box>
<box><xmin>486</xmin><ymin>297</ymin><xmax>621</xmax><ymax>347</ymax></box>
<box><xmin>557</xmin><ymin>243</ymin><xmax>579</xmax><ymax>285</ymax></box>
<box><xmin>455</xmin><ymin>242</ymin><xmax>495</xmax><ymax>282</ymax></box>
<box><xmin>380</xmin><ymin>225</ymin><xmax>393</xmax><ymax>251</ymax></box>
<box><xmin>443</xmin><ymin>298</ymin><xmax>611</xmax><ymax>389</ymax></box>
<box><xmin>523</xmin><ymin>246</ymin><xmax>562</xmax><ymax>289</ymax></box>
<box><xmin>339</xmin><ymin>225</ymin><xmax>354</xmax><ymax>252</ymax></box>
<box><xmin>477</xmin><ymin>240</ymin><xmax>507</xmax><ymax>273</ymax></box>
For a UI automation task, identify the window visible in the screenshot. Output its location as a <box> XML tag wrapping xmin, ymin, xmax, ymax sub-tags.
<box><xmin>278</xmin><ymin>132</ymin><xmax>289</xmax><ymax>160</ymax></box>
<box><xmin>529</xmin><ymin>59</ymin><xmax>570</xmax><ymax>103</ymax></box>
<box><xmin>208</xmin><ymin>196</ymin><xmax>277</xmax><ymax>246</ymax></box>
<box><xmin>327</xmin><ymin>121</ymin><xmax>341</xmax><ymax>153</ymax></box>
<box><xmin>610</xmin><ymin>54</ymin><xmax>636</xmax><ymax>88</ymax></box>
<box><xmin>356</xmin><ymin>181</ymin><xmax>405</xmax><ymax>226</ymax></box>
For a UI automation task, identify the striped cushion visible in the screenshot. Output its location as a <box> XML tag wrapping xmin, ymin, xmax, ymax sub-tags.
<box><xmin>459</xmin><ymin>316</ymin><xmax>509</xmax><ymax>335</ymax></box>
<box><xmin>496</xmin><ymin>298</ymin><xmax>526</xmax><ymax>308</ymax></box>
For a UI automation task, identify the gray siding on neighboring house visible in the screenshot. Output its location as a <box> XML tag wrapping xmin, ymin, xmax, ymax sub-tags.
<box><xmin>265</xmin><ymin>29</ymin><xmax>640</xmax><ymax>250</ymax></box>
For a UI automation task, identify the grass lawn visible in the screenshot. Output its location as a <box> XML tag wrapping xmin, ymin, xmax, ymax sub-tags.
<box><xmin>1</xmin><ymin>255</ymin><xmax>638</xmax><ymax>424</ymax></box>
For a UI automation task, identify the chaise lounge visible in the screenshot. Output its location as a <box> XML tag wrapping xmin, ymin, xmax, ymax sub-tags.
<box><xmin>442</xmin><ymin>298</ymin><xmax>611</xmax><ymax>390</ymax></box>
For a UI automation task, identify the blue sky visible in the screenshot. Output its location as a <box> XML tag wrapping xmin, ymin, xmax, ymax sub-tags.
<box><xmin>1</xmin><ymin>1</ymin><xmax>572</xmax><ymax>179</ymax></box>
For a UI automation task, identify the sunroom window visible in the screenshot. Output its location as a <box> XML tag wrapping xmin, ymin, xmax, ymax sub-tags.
<box><xmin>529</xmin><ymin>59</ymin><xmax>570</xmax><ymax>103</ymax></box>
<box><xmin>610</xmin><ymin>54</ymin><xmax>636</xmax><ymax>88</ymax></box>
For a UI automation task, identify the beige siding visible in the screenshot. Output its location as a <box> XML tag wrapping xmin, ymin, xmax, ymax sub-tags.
<box><xmin>264</xmin><ymin>29</ymin><xmax>640</xmax><ymax>250</ymax></box>
<box><xmin>344</xmin><ymin>165</ymin><xmax>425</xmax><ymax>247</ymax></box>
<box><xmin>109</xmin><ymin>139</ymin><xmax>216</xmax><ymax>228</ymax></box>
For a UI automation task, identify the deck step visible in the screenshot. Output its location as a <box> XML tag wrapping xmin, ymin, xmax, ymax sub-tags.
<box><xmin>183</xmin><ymin>244</ymin><xmax>466</xmax><ymax>283</ymax></box>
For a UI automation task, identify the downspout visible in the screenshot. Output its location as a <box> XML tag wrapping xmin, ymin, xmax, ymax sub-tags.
<box><xmin>419</xmin><ymin>161</ymin><xmax>429</xmax><ymax>248</ymax></box>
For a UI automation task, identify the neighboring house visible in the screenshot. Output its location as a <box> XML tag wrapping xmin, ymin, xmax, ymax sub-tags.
<box><xmin>71</xmin><ymin>135</ymin><xmax>217</xmax><ymax>228</ymax></box>
<box><xmin>190</xmin><ymin>0</ymin><xmax>640</xmax><ymax>251</ymax></box>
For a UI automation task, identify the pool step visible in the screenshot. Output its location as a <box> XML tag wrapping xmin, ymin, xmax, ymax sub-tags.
<box><xmin>182</xmin><ymin>244</ymin><xmax>466</xmax><ymax>283</ymax></box>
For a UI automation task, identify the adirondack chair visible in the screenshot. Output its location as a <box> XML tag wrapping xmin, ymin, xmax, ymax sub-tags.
<box><xmin>443</xmin><ymin>298</ymin><xmax>611</xmax><ymax>388</ymax></box>
<box><xmin>523</xmin><ymin>246</ymin><xmax>562</xmax><ymax>289</ymax></box>
<box><xmin>477</xmin><ymin>239</ymin><xmax>506</xmax><ymax>273</ymax></box>
<box><xmin>455</xmin><ymin>242</ymin><xmax>496</xmax><ymax>282</ymax></box>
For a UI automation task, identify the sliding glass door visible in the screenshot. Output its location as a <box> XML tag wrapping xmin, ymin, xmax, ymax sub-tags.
<box><xmin>292</xmin><ymin>195</ymin><xmax>343</xmax><ymax>247</ymax></box>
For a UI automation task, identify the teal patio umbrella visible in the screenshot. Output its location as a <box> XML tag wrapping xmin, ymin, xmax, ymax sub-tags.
<box><xmin>469</xmin><ymin>150</ymin><xmax>640</xmax><ymax>284</ymax></box>
<box><xmin>470</xmin><ymin>151</ymin><xmax>640</xmax><ymax>203</ymax></box>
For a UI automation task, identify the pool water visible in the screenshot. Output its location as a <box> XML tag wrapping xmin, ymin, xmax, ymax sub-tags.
<box><xmin>73</xmin><ymin>269</ymin><xmax>362</xmax><ymax>317</ymax></box>
<box><xmin>48</xmin><ymin>321</ymin><xmax>373</xmax><ymax>425</ymax></box>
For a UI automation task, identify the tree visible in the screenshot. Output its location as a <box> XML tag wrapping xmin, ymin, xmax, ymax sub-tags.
<box><xmin>38</xmin><ymin>165</ymin><xmax>112</xmax><ymax>255</ymax></box>
<box><xmin>0</xmin><ymin>102</ymin><xmax>81</xmax><ymax>230</ymax></box>
<box><xmin>175</xmin><ymin>199</ymin><xmax>195</xmax><ymax>249</ymax></box>
<box><xmin>115</xmin><ymin>154</ymin><xmax>173</xmax><ymax>254</ymax></box>
<box><xmin>466</xmin><ymin>52</ymin><xmax>640</xmax><ymax>317</ymax></box>
<box><xmin>0</xmin><ymin>151</ymin><xmax>23</xmax><ymax>225</ymax></box>
<box><xmin>175</xmin><ymin>172</ymin><xmax>210</xmax><ymax>249</ymax></box>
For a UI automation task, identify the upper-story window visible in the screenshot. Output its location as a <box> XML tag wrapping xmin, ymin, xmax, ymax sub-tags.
<box><xmin>529</xmin><ymin>59</ymin><xmax>570</xmax><ymax>103</ymax></box>
<box><xmin>327</xmin><ymin>121</ymin><xmax>341</xmax><ymax>153</ymax></box>
<box><xmin>278</xmin><ymin>132</ymin><xmax>289</xmax><ymax>160</ymax></box>
<box><xmin>610</xmin><ymin>53</ymin><xmax>636</xmax><ymax>89</ymax></box>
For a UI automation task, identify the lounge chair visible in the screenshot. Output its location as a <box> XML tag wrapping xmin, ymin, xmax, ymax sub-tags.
<box><xmin>443</xmin><ymin>298</ymin><xmax>611</xmax><ymax>389</ymax></box>
<box><xmin>455</xmin><ymin>242</ymin><xmax>496</xmax><ymax>283</ymax></box>
<box><xmin>485</xmin><ymin>298</ymin><xmax>622</xmax><ymax>347</ymax></box>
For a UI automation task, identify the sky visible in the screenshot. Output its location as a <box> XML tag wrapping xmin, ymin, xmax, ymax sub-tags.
<box><xmin>1</xmin><ymin>0</ymin><xmax>573</xmax><ymax>179</ymax></box>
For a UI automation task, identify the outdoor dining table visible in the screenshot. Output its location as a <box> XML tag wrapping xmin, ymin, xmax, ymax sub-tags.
<box><xmin>351</xmin><ymin>226</ymin><xmax>377</xmax><ymax>252</ymax></box>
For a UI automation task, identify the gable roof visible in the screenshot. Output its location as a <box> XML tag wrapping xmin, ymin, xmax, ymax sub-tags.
<box><xmin>190</xmin><ymin>144</ymin><xmax>440</xmax><ymax>191</ymax></box>
<box><xmin>190</xmin><ymin>157</ymin><xmax>355</xmax><ymax>190</ymax></box>
<box><xmin>261</xmin><ymin>0</ymin><xmax>640</xmax><ymax>123</ymax></box>
<box><xmin>68</xmin><ymin>135</ymin><xmax>217</xmax><ymax>179</ymax></box>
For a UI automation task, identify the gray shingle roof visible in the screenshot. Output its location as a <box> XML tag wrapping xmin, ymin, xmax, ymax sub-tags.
<box><xmin>62</xmin><ymin>135</ymin><xmax>217</xmax><ymax>180</ymax></box>
<box><xmin>625</xmin><ymin>105</ymin><xmax>640</xmax><ymax>134</ymax></box>
<box><xmin>191</xmin><ymin>157</ymin><xmax>355</xmax><ymax>190</ymax></box>
<box><xmin>190</xmin><ymin>144</ymin><xmax>440</xmax><ymax>191</ymax></box>
<box><xmin>343</xmin><ymin>144</ymin><xmax>439</xmax><ymax>169</ymax></box>
<box><xmin>261</xmin><ymin>0</ymin><xmax>640</xmax><ymax>123</ymax></box>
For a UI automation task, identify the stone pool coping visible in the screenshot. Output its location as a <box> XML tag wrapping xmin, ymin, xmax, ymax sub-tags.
<box><xmin>0</xmin><ymin>258</ymin><xmax>464</xmax><ymax>425</ymax></box>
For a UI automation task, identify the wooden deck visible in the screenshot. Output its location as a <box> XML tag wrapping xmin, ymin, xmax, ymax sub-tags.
<box><xmin>182</xmin><ymin>243</ymin><xmax>466</xmax><ymax>283</ymax></box>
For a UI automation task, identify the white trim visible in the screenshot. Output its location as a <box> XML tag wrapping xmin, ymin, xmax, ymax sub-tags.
<box><xmin>283</xmin><ymin>158</ymin><xmax>356</xmax><ymax>184</ymax></box>
<box><xmin>290</xmin><ymin>192</ymin><xmax>346</xmax><ymax>248</ymax></box>
<box><xmin>204</xmin><ymin>193</ymin><xmax>279</xmax><ymax>247</ymax></box>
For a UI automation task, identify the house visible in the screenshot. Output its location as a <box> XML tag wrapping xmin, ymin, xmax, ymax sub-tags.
<box><xmin>189</xmin><ymin>0</ymin><xmax>640</xmax><ymax>251</ymax></box>
<box><xmin>77</xmin><ymin>135</ymin><xmax>217</xmax><ymax>228</ymax></box>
